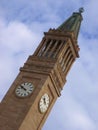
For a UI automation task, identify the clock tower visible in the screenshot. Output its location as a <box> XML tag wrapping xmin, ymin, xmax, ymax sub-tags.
<box><xmin>0</xmin><ymin>8</ymin><xmax>83</xmax><ymax>130</ymax></box>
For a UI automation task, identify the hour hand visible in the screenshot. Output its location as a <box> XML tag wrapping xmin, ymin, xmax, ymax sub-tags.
<box><xmin>21</xmin><ymin>85</ymin><xmax>26</xmax><ymax>91</ymax></box>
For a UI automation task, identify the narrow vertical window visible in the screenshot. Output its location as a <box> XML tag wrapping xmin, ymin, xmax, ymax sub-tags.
<box><xmin>53</xmin><ymin>40</ymin><xmax>64</xmax><ymax>58</ymax></box>
<box><xmin>64</xmin><ymin>54</ymin><xmax>73</xmax><ymax>72</ymax></box>
<box><xmin>60</xmin><ymin>47</ymin><xmax>70</xmax><ymax>67</ymax></box>
<box><xmin>38</xmin><ymin>39</ymin><xmax>51</xmax><ymax>56</ymax></box>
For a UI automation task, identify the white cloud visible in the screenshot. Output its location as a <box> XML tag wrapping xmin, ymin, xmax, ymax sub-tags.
<box><xmin>0</xmin><ymin>18</ymin><xmax>42</xmax><ymax>100</ymax></box>
<box><xmin>82</xmin><ymin>0</ymin><xmax>98</xmax><ymax>35</ymax></box>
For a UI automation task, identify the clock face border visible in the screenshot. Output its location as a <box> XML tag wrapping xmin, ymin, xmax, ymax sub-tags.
<box><xmin>15</xmin><ymin>82</ymin><xmax>34</xmax><ymax>98</ymax></box>
<box><xmin>39</xmin><ymin>93</ymin><xmax>50</xmax><ymax>114</ymax></box>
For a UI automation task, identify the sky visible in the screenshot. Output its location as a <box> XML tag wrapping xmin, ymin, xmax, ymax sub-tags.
<box><xmin>0</xmin><ymin>0</ymin><xmax>98</xmax><ymax>130</ymax></box>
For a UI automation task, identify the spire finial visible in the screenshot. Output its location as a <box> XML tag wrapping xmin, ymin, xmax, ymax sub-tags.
<box><xmin>79</xmin><ymin>7</ymin><xmax>84</xmax><ymax>13</ymax></box>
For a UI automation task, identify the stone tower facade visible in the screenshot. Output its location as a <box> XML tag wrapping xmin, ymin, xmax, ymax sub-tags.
<box><xmin>0</xmin><ymin>8</ymin><xmax>83</xmax><ymax>130</ymax></box>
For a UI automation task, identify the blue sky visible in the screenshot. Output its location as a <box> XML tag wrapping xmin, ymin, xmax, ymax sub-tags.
<box><xmin>0</xmin><ymin>0</ymin><xmax>98</xmax><ymax>130</ymax></box>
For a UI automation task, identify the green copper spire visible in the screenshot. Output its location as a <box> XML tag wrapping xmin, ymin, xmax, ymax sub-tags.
<box><xmin>57</xmin><ymin>8</ymin><xmax>84</xmax><ymax>38</ymax></box>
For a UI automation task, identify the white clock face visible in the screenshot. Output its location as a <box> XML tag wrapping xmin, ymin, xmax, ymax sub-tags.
<box><xmin>39</xmin><ymin>93</ymin><xmax>50</xmax><ymax>113</ymax></box>
<box><xmin>15</xmin><ymin>82</ymin><xmax>34</xmax><ymax>97</ymax></box>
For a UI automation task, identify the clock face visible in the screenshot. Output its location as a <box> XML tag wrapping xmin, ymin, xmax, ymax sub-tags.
<box><xmin>39</xmin><ymin>93</ymin><xmax>50</xmax><ymax>113</ymax></box>
<box><xmin>15</xmin><ymin>82</ymin><xmax>34</xmax><ymax>97</ymax></box>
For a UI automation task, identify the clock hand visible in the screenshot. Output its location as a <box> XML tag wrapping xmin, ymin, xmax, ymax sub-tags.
<box><xmin>21</xmin><ymin>85</ymin><xmax>27</xmax><ymax>91</ymax></box>
<box><xmin>43</xmin><ymin>98</ymin><xmax>46</xmax><ymax>105</ymax></box>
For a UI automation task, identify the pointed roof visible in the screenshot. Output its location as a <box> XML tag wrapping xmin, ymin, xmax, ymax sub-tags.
<box><xmin>57</xmin><ymin>8</ymin><xmax>84</xmax><ymax>38</ymax></box>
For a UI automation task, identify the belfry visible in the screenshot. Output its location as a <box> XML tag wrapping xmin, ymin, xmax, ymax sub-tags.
<box><xmin>0</xmin><ymin>8</ymin><xmax>83</xmax><ymax>130</ymax></box>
